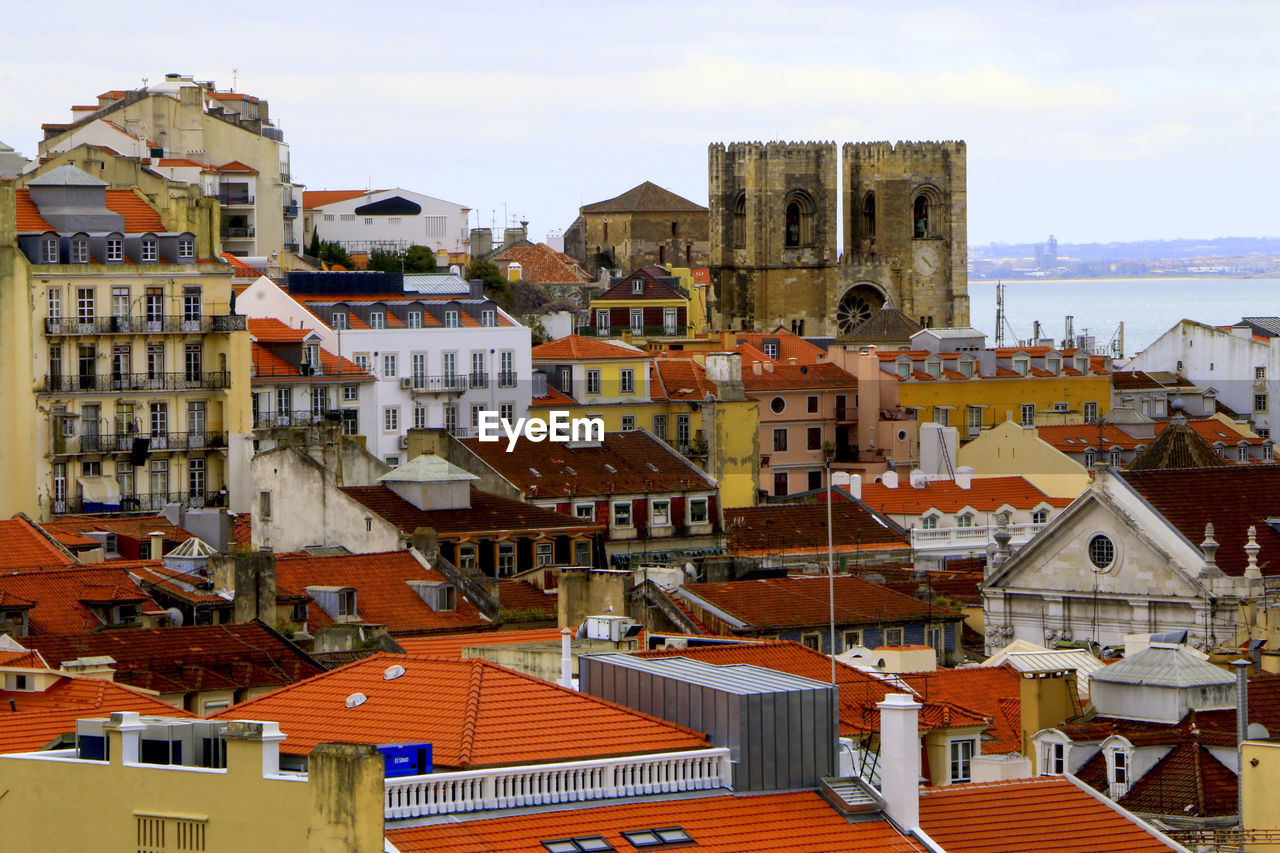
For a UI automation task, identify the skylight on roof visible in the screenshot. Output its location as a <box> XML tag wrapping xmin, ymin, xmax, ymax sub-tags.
<box><xmin>530</xmin><ymin>467</ymin><xmax>542</xmax><ymax>477</ymax></box>
<box><xmin>345</xmin><ymin>692</ymin><xmax>368</xmax><ymax>708</ymax></box>
<box><xmin>565</xmin><ymin>466</ymin><xmax>577</xmax><ymax>476</ymax></box>
<box><xmin>645</xmin><ymin>463</ymin><xmax>659</xmax><ymax>472</ymax></box>
<box><xmin>622</xmin><ymin>827</ymin><xmax>694</xmax><ymax>848</ymax></box>
<box><xmin>542</xmin><ymin>837</ymin><xmax>614</xmax><ymax>853</ymax></box>
<box><xmin>384</xmin><ymin>664</ymin><xmax>406</xmax><ymax>681</ymax></box>
<box><xmin>604</xmin><ymin>464</ymin><xmax>617</xmax><ymax>473</ymax></box>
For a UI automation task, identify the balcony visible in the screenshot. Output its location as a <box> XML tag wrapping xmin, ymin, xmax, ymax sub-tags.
<box><xmin>910</xmin><ymin>522</ymin><xmax>1046</xmax><ymax>553</ymax></box>
<box><xmin>42</xmin><ymin>371</ymin><xmax>232</xmax><ymax>394</ymax></box>
<box><xmin>469</xmin><ymin>373</ymin><xmax>489</xmax><ymax>390</ymax></box>
<box><xmin>578</xmin><ymin>325</ymin><xmax>685</xmax><ymax>338</ymax></box>
<box><xmin>216</xmin><ymin>193</ymin><xmax>254</xmax><ymax>206</ymax></box>
<box><xmin>53</xmin><ymin>491</ymin><xmax>217</xmax><ymax>516</ymax></box>
<box><xmin>221</xmin><ymin>227</ymin><xmax>255</xmax><ymax>239</ymax></box>
<box><xmin>55</xmin><ymin>431</ymin><xmax>228</xmax><ymax>455</ymax></box>
<box><xmin>282</xmin><ymin>203</ymin><xmax>298</xmax><ymax>219</ymax></box>
<box><xmin>384</xmin><ymin>747</ymin><xmax>730</xmax><ymax>819</ymax></box>
<box><xmin>404</xmin><ymin>375</ymin><xmax>468</xmax><ymax>394</ymax></box>
<box><xmin>46</xmin><ymin>315</ymin><xmax>246</xmax><ymax>336</ymax></box>
<box><xmin>497</xmin><ymin>371</ymin><xmax>518</xmax><ymax>389</ymax></box>
<box><xmin>253</xmin><ymin>410</ymin><xmax>344</xmax><ymax>429</ymax></box>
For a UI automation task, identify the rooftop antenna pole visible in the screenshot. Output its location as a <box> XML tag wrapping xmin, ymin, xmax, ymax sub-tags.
<box><xmin>994</xmin><ymin>282</ymin><xmax>1005</xmax><ymax>348</ymax></box>
<box><xmin>826</xmin><ymin>458</ymin><xmax>836</xmax><ymax>685</ymax></box>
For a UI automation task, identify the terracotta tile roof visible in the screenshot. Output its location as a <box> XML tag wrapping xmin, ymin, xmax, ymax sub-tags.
<box><xmin>918</xmin><ymin>776</ymin><xmax>1177</xmax><ymax>852</ymax></box>
<box><xmin>14</xmin><ymin>190</ymin><xmax>53</xmax><ymax>231</ymax></box>
<box><xmin>675</xmin><ymin>575</ymin><xmax>958</xmax><ymax>633</ymax></box>
<box><xmin>1112</xmin><ymin>370</ymin><xmax>1165</xmax><ymax>390</ymax></box>
<box><xmin>212</xmin><ymin>652</ymin><xmax>709</xmax><ymax>766</ymax></box>
<box><xmin>0</xmin><ymin>649</ymin><xmax>48</xmax><ymax>668</ymax></box>
<box><xmin>596</xmin><ymin>270</ymin><xmax>685</xmax><ymax>301</ymax></box>
<box><xmin>859</xmin><ymin>476</ymin><xmax>1070</xmax><ymax>515</ymax></box>
<box><xmin>842</xmin><ymin>307</ymin><xmax>924</xmax><ymax>344</ymax></box>
<box><xmin>0</xmin><ymin>567</ymin><xmax>160</xmax><ymax>635</ymax></box>
<box><xmin>724</xmin><ymin>503</ymin><xmax>908</xmax><ymax>557</ymax></box>
<box><xmin>341</xmin><ymin>486</ymin><xmax>602</xmax><ymax>539</ymax></box>
<box><xmin>1117</xmin><ymin>467</ymin><xmax>1280</xmax><ymax>575</ymax></box>
<box><xmin>531</xmin><ymin>335</ymin><xmax>651</xmax><ymax>361</ymax></box>
<box><xmin>220</xmin><ymin>252</ymin><xmax>261</xmax><ymax>278</ymax></box>
<box><xmin>496</xmin><ymin>243</ymin><xmax>591</xmax><ymax>284</ymax></box>
<box><xmin>1128</xmin><ymin>420</ymin><xmax>1230</xmax><ymax>470</ymax></box>
<box><xmin>0</xmin><ymin>674</ymin><xmax>192</xmax><ymax>753</ymax></box>
<box><xmin>248</xmin><ymin>317</ymin><xmax>315</xmax><ymax>342</ymax></box>
<box><xmin>104</xmin><ymin>189</ymin><xmax>165</xmax><ymax>232</ymax></box>
<box><xmin>634</xmin><ymin>640</ymin><xmax>987</xmax><ymax>738</ymax></box>
<box><xmin>0</xmin><ymin>517</ymin><xmax>78</xmax><ymax>570</ymax></box>
<box><xmin>899</xmin><ymin>665</ymin><xmax>1024</xmax><ymax>754</ymax></box>
<box><xmin>1038</xmin><ymin>423</ymin><xmax>1144</xmax><ymax>451</ymax></box>
<box><xmin>529</xmin><ymin>384</ymin><xmax>578</xmax><ymax>407</ymax></box>
<box><xmin>736</xmin><ymin>329</ymin><xmax>830</xmax><ymax>365</ymax></box>
<box><xmin>251</xmin><ymin>342</ymin><xmax>372</xmax><ymax>383</ymax></box>
<box><xmin>386</xmin><ymin>790</ymin><xmax>923</xmax><ymax>853</ymax></box>
<box><xmin>497</xmin><ymin>580</ymin><xmax>556</xmax><ymax>614</ymax></box>
<box><xmin>128</xmin><ymin>563</ymin><xmax>228</xmax><ymax>607</ymax></box>
<box><xmin>232</xmin><ymin>514</ymin><xmax>252</xmax><ymax>547</ymax></box>
<box><xmin>41</xmin><ymin>515</ymin><xmax>194</xmax><ymax>547</ymax></box>
<box><xmin>302</xmin><ymin>189</ymin><xmax>378</xmax><ymax>210</ymax></box>
<box><xmin>215</xmin><ymin>160</ymin><xmax>257</xmax><ymax>174</ymax></box>
<box><xmin>580</xmin><ymin>181</ymin><xmax>707</xmax><ymax>214</ymax></box>
<box><xmin>272</xmin><ymin>551</ymin><xmax>490</xmax><ymax>636</ymax></box>
<box><xmin>650</xmin><ymin>357</ymin><xmax>719</xmax><ymax>400</ymax></box>
<box><xmin>25</xmin><ymin>623</ymin><xmax>323</xmax><ymax>696</ymax></box>
<box><xmin>741</xmin><ymin>362</ymin><xmax>857</xmax><ymax>392</ymax></box>
<box><xmin>459</xmin><ymin>431</ymin><xmax>714</xmax><ymax>500</ymax></box>
<box><xmin>1166</xmin><ymin>418</ymin><xmax>1267</xmax><ymax>446</ymax></box>
<box><xmin>396</xmin><ymin>627</ymin><xmax>567</xmax><ymax>659</ymax></box>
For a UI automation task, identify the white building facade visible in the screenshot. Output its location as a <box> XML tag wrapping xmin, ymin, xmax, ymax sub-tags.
<box><xmin>302</xmin><ymin>188</ymin><xmax>471</xmax><ymax>255</ymax></box>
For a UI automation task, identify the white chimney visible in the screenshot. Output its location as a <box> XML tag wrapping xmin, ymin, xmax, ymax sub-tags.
<box><xmin>148</xmin><ymin>531</ymin><xmax>165</xmax><ymax>559</ymax></box>
<box><xmin>955</xmin><ymin>466</ymin><xmax>973</xmax><ymax>490</ymax></box>
<box><xmin>846</xmin><ymin>473</ymin><xmax>862</xmax><ymax>500</ymax></box>
<box><xmin>559</xmin><ymin>628</ymin><xmax>573</xmax><ymax>689</ymax></box>
<box><xmin>877</xmin><ymin>693</ymin><xmax>922</xmax><ymax>832</ymax></box>
<box><xmin>881</xmin><ymin>470</ymin><xmax>899</xmax><ymax>489</ymax></box>
<box><xmin>909</xmin><ymin>469</ymin><xmax>927</xmax><ymax>489</ymax></box>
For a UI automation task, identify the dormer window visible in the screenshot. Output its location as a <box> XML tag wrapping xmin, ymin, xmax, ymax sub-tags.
<box><xmin>305</xmin><ymin>343</ymin><xmax>320</xmax><ymax>370</ymax></box>
<box><xmin>71</xmin><ymin>236</ymin><xmax>89</xmax><ymax>264</ymax></box>
<box><xmin>337</xmin><ymin>589</ymin><xmax>356</xmax><ymax>617</ymax></box>
<box><xmin>1014</xmin><ymin>358</ymin><xmax>1029</xmax><ymax>376</ymax></box>
<box><xmin>956</xmin><ymin>512</ymin><xmax>974</xmax><ymax>528</ymax></box>
<box><xmin>407</xmin><ymin>310</ymin><xmax>422</xmax><ymax>329</ymax></box>
<box><xmin>1076</xmin><ymin>357</ymin><xmax>1088</xmax><ymax>372</ymax></box>
<box><xmin>332</xmin><ymin>312</ymin><xmax>348</xmax><ymax>330</ymax></box>
<box><xmin>140</xmin><ymin>235</ymin><xmax>158</xmax><ymax>262</ymax></box>
<box><xmin>178</xmin><ymin>236</ymin><xmax>195</xmax><ymax>259</ymax></box>
<box><xmin>897</xmin><ymin>361</ymin><xmax>911</xmax><ymax>380</ymax></box>
<box><xmin>105</xmin><ymin>236</ymin><xmax>123</xmax><ymax>262</ymax></box>
<box><xmin>1047</xmin><ymin>357</ymin><xmax>1061</xmax><ymax>374</ymax></box>
<box><xmin>959</xmin><ymin>360</ymin><xmax>974</xmax><ymax>379</ymax></box>
<box><xmin>925</xmin><ymin>360</ymin><xmax>941</xmax><ymax>379</ymax></box>
<box><xmin>763</xmin><ymin>340</ymin><xmax>779</xmax><ymax>359</ymax></box>
<box><xmin>369</xmin><ymin>311</ymin><xmax>385</xmax><ymax>330</ymax></box>
<box><xmin>40</xmin><ymin>234</ymin><xmax>59</xmax><ymax>263</ymax></box>
<box><xmin>481</xmin><ymin>309</ymin><xmax>496</xmax><ymax>327</ymax></box>
<box><xmin>444</xmin><ymin>310</ymin><xmax>460</xmax><ymax>328</ymax></box>
<box><xmin>632</xmin><ymin>278</ymin><xmax>644</xmax><ymax>294</ymax></box>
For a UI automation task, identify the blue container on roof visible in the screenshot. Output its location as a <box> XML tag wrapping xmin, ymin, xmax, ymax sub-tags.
<box><xmin>378</xmin><ymin>743</ymin><xmax>432</xmax><ymax>777</ymax></box>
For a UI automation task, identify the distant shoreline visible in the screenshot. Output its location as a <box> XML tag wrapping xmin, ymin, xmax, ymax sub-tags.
<box><xmin>971</xmin><ymin>275</ymin><xmax>1279</xmax><ymax>284</ymax></box>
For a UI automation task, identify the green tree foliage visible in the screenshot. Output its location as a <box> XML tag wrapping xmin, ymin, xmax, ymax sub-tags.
<box><xmin>466</xmin><ymin>259</ymin><xmax>509</xmax><ymax>301</ymax></box>
<box><xmin>366</xmin><ymin>245</ymin><xmax>439</xmax><ymax>274</ymax></box>
<box><xmin>307</xmin><ymin>227</ymin><xmax>321</xmax><ymax>258</ymax></box>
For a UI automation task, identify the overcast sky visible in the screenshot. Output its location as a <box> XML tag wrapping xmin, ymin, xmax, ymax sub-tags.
<box><xmin>5</xmin><ymin>1</ymin><xmax>1277</xmax><ymax>246</ymax></box>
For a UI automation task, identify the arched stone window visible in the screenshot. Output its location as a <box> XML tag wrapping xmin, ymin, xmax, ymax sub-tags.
<box><xmin>862</xmin><ymin>193</ymin><xmax>876</xmax><ymax>238</ymax></box>
<box><xmin>913</xmin><ymin>186</ymin><xmax>942</xmax><ymax>238</ymax></box>
<box><xmin>913</xmin><ymin>195</ymin><xmax>929</xmax><ymax>238</ymax></box>
<box><xmin>783</xmin><ymin>191</ymin><xmax>814</xmax><ymax>248</ymax></box>
<box><xmin>732</xmin><ymin>193</ymin><xmax>746</xmax><ymax>248</ymax></box>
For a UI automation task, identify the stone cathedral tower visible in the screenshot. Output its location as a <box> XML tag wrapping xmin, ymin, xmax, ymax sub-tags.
<box><xmin>708</xmin><ymin>140</ymin><xmax>968</xmax><ymax>337</ymax></box>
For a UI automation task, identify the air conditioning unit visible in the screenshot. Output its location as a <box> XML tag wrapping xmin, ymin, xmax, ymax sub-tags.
<box><xmin>399</xmin><ymin>377</ymin><xmax>413</xmax><ymax>390</ymax></box>
<box><xmin>399</xmin><ymin>435</ymin><xmax>408</xmax><ymax>449</ymax></box>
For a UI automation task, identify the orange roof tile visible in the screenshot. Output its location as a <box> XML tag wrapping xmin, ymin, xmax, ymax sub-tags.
<box><xmin>736</xmin><ymin>329</ymin><xmax>830</xmax><ymax>365</ymax></box>
<box><xmin>650</xmin><ymin>357</ymin><xmax>718</xmax><ymax>400</ymax></box>
<box><xmin>899</xmin><ymin>665</ymin><xmax>1024</xmax><ymax>753</ymax></box>
<box><xmin>273</xmin><ymin>551</ymin><xmax>489</xmax><ymax>636</ymax></box>
<box><xmin>213</xmin><ymin>652</ymin><xmax>709</xmax><ymax>766</ymax></box>
<box><xmin>39</xmin><ymin>515</ymin><xmax>193</xmax><ymax>548</ymax></box>
<box><xmin>248</xmin><ymin>317</ymin><xmax>315</xmax><ymax>343</ymax></box>
<box><xmin>0</xmin><ymin>567</ymin><xmax>159</xmax><ymax>635</ymax></box>
<box><xmin>497</xmin><ymin>243</ymin><xmax>591</xmax><ymax>284</ymax></box>
<box><xmin>741</xmin><ymin>362</ymin><xmax>857</xmax><ymax>392</ymax></box>
<box><xmin>396</xmin><ymin>627</ymin><xmax>567</xmax><ymax>660</ymax></box>
<box><xmin>302</xmin><ymin>189</ymin><xmax>379</xmax><ymax>210</ymax></box>
<box><xmin>232</xmin><ymin>514</ymin><xmax>251</xmax><ymax>547</ymax></box>
<box><xmin>103</xmin><ymin>189</ymin><xmax>164</xmax><ymax>232</ymax></box>
<box><xmin>530</xmin><ymin>384</ymin><xmax>578</xmax><ymax>407</ymax></box>
<box><xmin>156</xmin><ymin>158</ymin><xmax>205</xmax><ymax>168</ymax></box>
<box><xmin>0</xmin><ymin>649</ymin><xmax>48</xmax><ymax>669</ymax></box>
<box><xmin>918</xmin><ymin>776</ymin><xmax>1178</xmax><ymax>851</ymax></box>
<box><xmin>341</xmin><ymin>487</ymin><xmax>602</xmax><ymax>540</ymax></box>
<box><xmin>532</xmin><ymin>335</ymin><xmax>652</xmax><ymax>361</ymax></box>
<box><xmin>387</xmin><ymin>790</ymin><xmax>924</xmax><ymax>853</ymax></box>
<box><xmin>724</xmin><ymin>503</ymin><xmax>908</xmax><ymax>557</ymax></box>
<box><xmin>858</xmin><ymin>476</ymin><xmax>1070</xmax><ymax>515</ymax></box>
<box><xmin>251</xmin><ymin>342</ymin><xmax>372</xmax><ymax>383</ymax></box>
<box><xmin>14</xmin><ymin>190</ymin><xmax>53</xmax><ymax>231</ymax></box>
<box><xmin>215</xmin><ymin>160</ymin><xmax>257</xmax><ymax>174</ymax></box>
<box><xmin>220</xmin><ymin>252</ymin><xmax>261</xmax><ymax>279</ymax></box>
<box><xmin>0</xmin><ymin>674</ymin><xmax>192</xmax><ymax>753</ymax></box>
<box><xmin>0</xmin><ymin>517</ymin><xmax>78</xmax><ymax>570</ymax></box>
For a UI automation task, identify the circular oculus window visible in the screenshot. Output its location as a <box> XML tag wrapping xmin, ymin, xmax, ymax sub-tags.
<box><xmin>1088</xmin><ymin>534</ymin><xmax>1115</xmax><ymax>570</ymax></box>
<box><xmin>770</xmin><ymin>396</ymin><xmax>786</xmax><ymax>414</ymax></box>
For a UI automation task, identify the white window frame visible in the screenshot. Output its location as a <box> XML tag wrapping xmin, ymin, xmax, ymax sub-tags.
<box><xmin>612</xmin><ymin>501</ymin><xmax>633</xmax><ymax>528</ymax></box>
<box><xmin>650</xmin><ymin>499</ymin><xmax>671</xmax><ymax>527</ymax></box>
<box><xmin>383</xmin><ymin>406</ymin><xmax>399</xmax><ymax>432</ymax></box>
<box><xmin>689</xmin><ymin>498</ymin><xmax>709</xmax><ymax>524</ymax></box>
<box><xmin>619</xmin><ymin>368</ymin><xmax>635</xmax><ymax>394</ymax></box>
<box><xmin>949</xmin><ymin>739</ymin><xmax>975</xmax><ymax>783</ymax></box>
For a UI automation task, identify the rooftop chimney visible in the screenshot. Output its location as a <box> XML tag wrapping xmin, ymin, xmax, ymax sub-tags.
<box><xmin>954</xmin><ymin>466</ymin><xmax>973</xmax><ymax>490</ymax></box>
<box><xmin>877</xmin><ymin>693</ymin><xmax>922</xmax><ymax>832</ymax></box>
<box><xmin>882</xmin><ymin>470</ymin><xmax>899</xmax><ymax>489</ymax></box>
<box><xmin>847</xmin><ymin>473</ymin><xmax>862</xmax><ymax>500</ymax></box>
<box><xmin>148</xmin><ymin>531</ymin><xmax>165</xmax><ymax>559</ymax></box>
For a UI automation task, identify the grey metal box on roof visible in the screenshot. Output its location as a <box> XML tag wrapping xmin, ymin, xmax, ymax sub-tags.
<box><xmin>579</xmin><ymin>654</ymin><xmax>838</xmax><ymax>792</ymax></box>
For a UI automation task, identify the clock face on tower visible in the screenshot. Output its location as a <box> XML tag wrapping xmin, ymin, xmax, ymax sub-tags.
<box><xmin>914</xmin><ymin>246</ymin><xmax>940</xmax><ymax>277</ymax></box>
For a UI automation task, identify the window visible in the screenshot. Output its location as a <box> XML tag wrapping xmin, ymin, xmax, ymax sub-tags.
<box><xmin>410</xmin><ymin>352</ymin><xmax>426</xmax><ymax>387</ymax></box>
<box><xmin>147</xmin><ymin>343</ymin><xmax>164</xmax><ymax>378</ymax></box>
<box><xmin>499</xmin><ymin>351</ymin><xmax>515</xmax><ymax>387</ymax></box>
<box><xmin>406</xmin><ymin>310</ymin><xmax>422</xmax><ymax>328</ymax></box>
<box><xmin>1047</xmin><ymin>357</ymin><xmax>1061</xmax><ymax>374</ymax></box>
<box><xmin>913</xmin><ymin>194</ymin><xmax>930</xmax><ymax>238</ymax></box>
<box><xmin>773</xmin><ymin>471</ymin><xmax>788</xmax><ymax>496</ymax></box>
<box><xmin>340</xmin><ymin>213</ymin><xmax>355</xmax><ymax>221</ymax></box>
<box><xmin>843</xmin><ymin>629</ymin><xmax>863</xmax><ymax>650</ymax></box>
<box><xmin>921</xmin><ymin>515</ymin><xmax>938</xmax><ymax>530</ymax></box>
<box><xmin>71</xmin><ymin>237</ymin><xmax>89</xmax><ymax>263</ymax></box>
<box><xmin>481</xmin><ymin>309</ymin><xmax>496</xmax><ymax>327</ymax></box>
<box><xmin>801</xmin><ymin>632</ymin><xmax>821</xmax><ymax>650</ymax></box>
<box><xmin>1112</xmin><ymin>748</ymin><xmax>1129</xmax><ymax>793</ymax></box>
<box><xmin>383</xmin><ymin>406</ymin><xmax>399</xmax><ymax>432</ymax></box>
<box><xmin>1083</xmin><ymin>449</ymin><xmax>1096</xmax><ymax>467</ymax></box>
<box><xmin>897</xmin><ymin>362</ymin><xmax>911</xmax><ymax>380</ymax></box>
<box><xmin>663</xmin><ymin>307</ymin><xmax>678</xmax><ymax>335</ymax></box>
<box><xmin>883</xmin><ymin>626</ymin><xmax>904</xmax><ymax>646</ymax></box>
<box><xmin>950</xmin><ymin>739</ymin><xmax>974</xmax><ymax>783</ymax></box>
<box><xmin>500</xmin><ymin>402</ymin><xmax>514</xmax><ymax>423</ymax></box>
<box><xmin>1239</xmin><ymin>444</ymin><xmax>1250</xmax><ymax>462</ymax></box>
<box><xmin>651</xmin><ymin>499</ymin><xmax>670</xmax><ymax>526</ymax></box>
<box><xmin>630</xmin><ymin>308</ymin><xmax>643</xmax><ymax>332</ymax></box>
<box><xmin>632</xmin><ymin>278</ymin><xmax>644</xmax><ymax>294</ymax></box>
<box><xmin>773</xmin><ymin>428</ymin><xmax>788</xmax><ymax>452</ymax></box>
<box><xmin>1020</xmin><ymin>403</ymin><xmax>1035</xmax><ymax>427</ymax></box>
<box><xmin>926</xmin><ymin>360</ymin><xmax>941</xmax><ymax>379</ymax></box>
<box><xmin>536</xmin><ymin>542</ymin><xmax>553</xmax><ymax>567</ymax></box>
<box><xmin>959</xmin><ymin>360</ymin><xmax>974</xmax><ymax>379</ymax></box>
<box><xmin>413</xmin><ymin>404</ymin><xmax>427</xmax><ymax>430</ymax></box>
<box><xmin>385</xmin><ymin>456</ymin><xmax>400</xmax><ymax>467</ymax></box>
<box><xmin>471</xmin><ymin>351</ymin><xmax>486</xmax><ymax>386</ymax></box>
<box><xmin>150</xmin><ymin>402</ymin><xmax>168</xmax><ymax>437</ymax></box>
<box><xmin>620</xmin><ymin>368</ymin><xmax>635</xmax><ymax>394</ymax></box>
<box><xmin>807</xmin><ymin>395</ymin><xmax>819</xmax><ymax>414</ymax></box>
<box><xmin>1088</xmin><ymin>534</ymin><xmax>1115</xmax><ymax>569</ymax></box>
<box><xmin>1256</xmin><ymin>394</ymin><xmax>1268</xmax><ymax>412</ymax></box>
<box><xmin>47</xmin><ymin>288</ymin><xmax>62</xmax><ymax>320</ymax></box>
<box><xmin>676</xmin><ymin>415</ymin><xmax>690</xmax><ymax>446</ymax></box>
<box><xmin>1013</xmin><ymin>358</ymin><xmax>1029</xmax><ymax>376</ymax></box>
<box><xmin>444</xmin><ymin>309</ymin><xmax>460</xmax><ymax>328</ymax></box>
<box><xmin>1108</xmin><ymin>448</ymin><xmax>1121</xmax><ymax>466</ymax></box>
<box><xmin>364</xmin><ymin>217</ymin><xmax>373</xmax><ymax>225</ymax></box>
<box><xmin>77</xmin><ymin>287</ymin><xmax>95</xmax><ymax>322</ymax></box>
<box><xmin>575</xmin><ymin>502</ymin><xmax>595</xmax><ymax>520</ymax></box>
<box><xmin>41</xmin><ymin>235</ymin><xmax>58</xmax><ymax>263</ymax></box>
<box><xmin>498</xmin><ymin>542</ymin><xmax>516</xmax><ymax>576</ymax></box>
<box><xmin>388</xmin><ymin>217</ymin><xmax>401</xmax><ymax>226</ymax></box>
<box><xmin>141</xmin><ymin>237</ymin><xmax>158</xmax><ymax>262</ymax></box>
<box><xmin>807</xmin><ymin>426</ymin><xmax>822</xmax><ymax>450</ymax></box>
<box><xmin>178</xmin><ymin>237</ymin><xmax>194</xmax><ymax>259</ymax></box>
<box><xmin>613</xmin><ymin>502</ymin><xmax>632</xmax><ymax>527</ymax></box>
<box><xmin>586</xmin><ymin>369</ymin><xmax>601</xmax><ymax>395</ymax></box>
<box><xmin>184</xmin><ymin>343</ymin><xmax>202</xmax><ymax>382</ymax></box>
<box><xmin>354</xmin><ymin>353</ymin><xmax>369</xmax><ymax>371</ymax></box>
<box><xmin>471</xmin><ymin>405</ymin><xmax>482</xmax><ymax>431</ymax></box>
<box><xmin>323</xmin><ymin>213</ymin><xmax>335</xmax><ymax>222</ymax></box>
<box><xmin>808</xmin><ymin>469</ymin><xmax>822</xmax><ymax>491</ymax></box>
<box><xmin>621</xmin><ymin>415</ymin><xmax>635</xmax><ymax>431</ymax></box>
<box><xmin>933</xmin><ymin>406</ymin><xmax>949</xmax><ymax>426</ymax></box>
<box><xmin>783</xmin><ymin>193</ymin><xmax>813</xmax><ymax>247</ymax></box>
<box><xmin>1043</xmin><ymin>742</ymin><xmax>1065</xmax><ymax>775</ymax></box>
<box><xmin>770</xmin><ymin>396</ymin><xmax>785</xmax><ymax>414</ymax></box>
<box><xmin>651</xmin><ymin>414</ymin><xmax>667</xmax><ymax>440</ymax></box>
<box><xmin>369</xmin><ymin>311</ymin><xmax>386</xmax><ymax>330</ymax></box>
<box><xmin>956</xmin><ymin>513</ymin><xmax>973</xmax><ymax>528</ymax></box>
<box><xmin>689</xmin><ymin>498</ymin><xmax>708</xmax><ymax>524</ymax></box>
<box><xmin>763</xmin><ymin>340</ymin><xmax>779</xmax><ymax>359</ymax></box>
<box><xmin>457</xmin><ymin>545</ymin><xmax>477</xmax><ymax>571</ymax></box>
<box><xmin>732</xmin><ymin>192</ymin><xmax>746</xmax><ymax>247</ymax></box>
<box><xmin>1032</xmin><ymin>509</ymin><xmax>1048</xmax><ymax>525</ymax></box>
<box><xmin>105</xmin><ymin>236</ymin><xmax>123</xmax><ymax>261</ymax></box>
<box><xmin>332</xmin><ymin>312</ymin><xmax>348</xmax><ymax>330</ymax></box>
<box><xmin>1257</xmin><ymin>366</ymin><xmax>1267</xmax><ymax>381</ymax></box>
<box><xmin>188</xmin><ymin>458</ymin><xmax>205</xmax><ymax>499</ymax></box>
<box><xmin>596</xmin><ymin>309</ymin><xmax>610</xmax><ymax>335</ymax></box>
<box><xmin>967</xmin><ymin>405</ymin><xmax>983</xmax><ymax>434</ymax></box>
<box><xmin>444</xmin><ymin>404</ymin><xmax>459</xmax><ymax>434</ymax></box>
<box><xmin>1083</xmin><ymin>401</ymin><xmax>1098</xmax><ymax>423</ymax></box>
<box><xmin>383</xmin><ymin>353</ymin><xmax>397</xmax><ymax>377</ymax></box>
<box><xmin>343</xmin><ymin>385</ymin><xmax>359</xmax><ymax>401</ymax></box>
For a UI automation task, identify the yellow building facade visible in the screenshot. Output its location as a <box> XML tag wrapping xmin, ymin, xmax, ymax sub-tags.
<box><xmin>0</xmin><ymin>168</ymin><xmax>252</xmax><ymax>520</ymax></box>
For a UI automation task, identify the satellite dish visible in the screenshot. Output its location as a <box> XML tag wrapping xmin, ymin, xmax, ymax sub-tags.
<box><xmin>165</xmin><ymin>607</ymin><xmax>184</xmax><ymax>627</ymax></box>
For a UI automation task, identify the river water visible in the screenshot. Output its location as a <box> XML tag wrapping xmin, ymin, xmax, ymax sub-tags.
<box><xmin>966</xmin><ymin>278</ymin><xmax>1280</xmax><ymax>358</ymax></box>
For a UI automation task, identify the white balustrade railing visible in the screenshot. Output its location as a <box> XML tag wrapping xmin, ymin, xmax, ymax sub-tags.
<box><xmin>910</xmin><ymin>522</ymin><xmax>1046</xmax><ymax>551</ymax></box>
<box><xmin>384</xmin><ymin>747</ymin><xmax>731</xmax><ymax>819</ymax></box>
